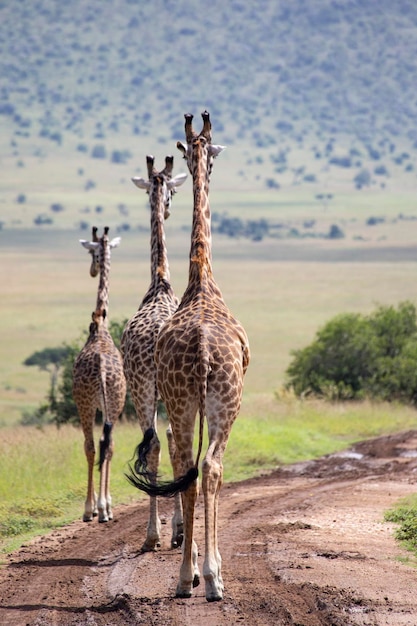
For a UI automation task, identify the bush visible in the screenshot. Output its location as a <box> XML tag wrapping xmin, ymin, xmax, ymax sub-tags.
<box><xmin>327</xmin><ymin>224</ymin><xmax>344</xmax><ymax>239</ymax></box>
<box><xmin>50</xmin><ymin>203</ymin><xmax>64</xmax><ymax>213</ymax></box>
<box><xmin>353</xmin><ymin>169</ymin><xmax>371</xmax><ymax>189</ymax></box>
<box><xmin>91</xmin><ymin>144</ymin><xmax>106</xmax><ymax>159</ymax></box>
<box><xmin>329</xmin><ymin>155</ymin><xmax>352</xmax><ymax>168</ymax></box>
<box><xmin>265</xmin><ymin>178</ymin><xmax>280</xmax><ymax>189</ymax></box>
<box><xmin>34</xmin><ymin>214</ymin><xmax>53</xmax><ymax>226</ymax></box>
<box><xmin>285</xmin><ymin>302</ymin><xmax>417</xmax><ymax>404</ymax></box>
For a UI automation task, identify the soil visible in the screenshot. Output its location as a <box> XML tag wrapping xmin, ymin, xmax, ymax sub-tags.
<box><xmin>1</xmin><ymin>431</ymin><xmax>417</xmax><ymax>626</ymax></box>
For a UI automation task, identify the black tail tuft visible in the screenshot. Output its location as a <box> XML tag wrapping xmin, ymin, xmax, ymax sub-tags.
<box><xmin>133</xmin><ymin>427</ymin><xmax>155</xmax><ymax>474</ymax></box>
<box><xmin>125</xmin><ymin>466</ymin><xmax>198</xmax><ymax>498</ymax></box>
<box><xmin>98</xmin><ymin>421</ymin><xmax>113</xmax><ymax>471</ymax></box>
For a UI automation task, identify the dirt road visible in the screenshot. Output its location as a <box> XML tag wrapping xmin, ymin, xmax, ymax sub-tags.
<box><xmin>1</xmin><ymin>431</ymin><xmax>417</xmax><ymax>625</ymax></box>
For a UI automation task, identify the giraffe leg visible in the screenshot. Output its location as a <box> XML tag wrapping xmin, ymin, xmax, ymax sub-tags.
<box><xmin>140</xmin><ymin>427</ymin><xmax>162</xmax><ymax>551</ymax></box>
<box><xmin>176</xmin><ymin>479</ymin><xmax>200</xmax><ymax>598</ymax></box>
<box><xmin>202</xmin><ymin>443</ymin><xmax>225</xmax><ymax>601</ymax></box>
<box><xmin>166</xmin><ymin>424</ymin><xmax>184</xmax><ymax>548</ymax></box>
<box><xmin>83</xmin><ymin>427</ymin><xmax>97</xmax><ymax>522</ymax></box>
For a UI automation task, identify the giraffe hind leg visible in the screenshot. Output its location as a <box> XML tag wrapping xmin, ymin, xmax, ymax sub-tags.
<box><xmin>202</xmin><ymin>447</ymin><xmax>225</xmax><ymax>601</ymax></box>
<box><xmin>175</xmin><ymin>481</ymin><xmax>200</xmax><ymax>598</ymax></box>
<box><xmin>83</xmin><ymin>430</ymin><xmax>98</xmax><ymax>522</ymax></box>
<box><xmin>134</xmin><ymin>426</ymin><xmax>163</xmax><ymax>552</ymax></box>
<box><xmin>166</xmin><ymin>424</ymin><xmax>184</xmax><ymax>549</ymax></box>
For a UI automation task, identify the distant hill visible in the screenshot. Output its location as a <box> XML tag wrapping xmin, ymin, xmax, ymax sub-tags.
<box><xmin>1</xmin><ymin>0</ymin><xmax>417</xmax><ymax>197</ymax></box>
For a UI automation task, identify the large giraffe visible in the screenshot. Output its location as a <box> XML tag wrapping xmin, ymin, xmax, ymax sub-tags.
<box><xmin>127</xmin><ymin>112</ymin><xmax>250</xmax><ymax>601</ymax></box>
<box><xmin>73</xmin><ymin>226</ymin><xmax>126</xmax><ymax>523</ymax></box>
<box><xmin>121</xmin><ymin>155</ymin><xmax>187</xmax><ymax>552</ymax></box>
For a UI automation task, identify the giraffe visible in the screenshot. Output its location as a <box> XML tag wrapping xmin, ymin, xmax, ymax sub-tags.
<box><xmin>73</xmin><ymin>226</ymin><xmax>126</xmax><ymax>523</ymax></box>
<box><xmin>127</xmin><ymin>111</ymin><xmax>250</xmax><ymax>601</ymax></box>
<box><xmin>121</xmin><ymin>155</ymin><xmax>187</xmax><ymax>552</ymax></box>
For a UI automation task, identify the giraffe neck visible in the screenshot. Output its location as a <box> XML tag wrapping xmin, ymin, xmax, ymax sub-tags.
<box><xmin>187</xmin><ymin>141</ymin><xmax>214</xmax><ymax>287</ymax></box>
<box><xmin>149</xmin><ymin>182</ymin><xmax>171</xmax><ymax>287</ymax></box>
<box><xmin>96</xmin><ymin>238</ymin><xmax>110</xmax><ymax>324</ymax></box>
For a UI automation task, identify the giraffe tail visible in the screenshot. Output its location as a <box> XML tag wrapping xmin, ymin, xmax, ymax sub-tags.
<box><xmin>125</xmin><ymin>463</ymin><xmax>198</xmax><ymax>498</ymax></box>
<box><xmin>126</xmin><ymin>426</ymin><xmax>198</xmax><ymax>497</ymax></box>
<box><xmin>131</xmin><ymin>427</ymin><xmax>156</xmax><ymax>475</ymax></box>
<box><xmin>97</xmin><ymin>357</ymin><xmax>111</xmax><ymax>472</ymax></box>
<box><xmin>98</xmin><ymin>421</ymin><xmax>113</xmax><ymax>471</ymax></box>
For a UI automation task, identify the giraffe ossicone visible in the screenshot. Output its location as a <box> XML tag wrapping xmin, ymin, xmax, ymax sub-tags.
<box><xmin>127</xmin><ymin>112</ymin><xmax>250</xmax><ymax>602</ymax></box>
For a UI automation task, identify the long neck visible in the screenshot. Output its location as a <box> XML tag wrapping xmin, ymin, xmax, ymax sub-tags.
<box><xmin>96</xmin><ymin>241</ymin><xmax>110</xmax><ymax>323</ymax></box>
<box><xmin>188</xmin><ymin>142</ymin><xmax>213</xmax><ymax>286</ymax></box>
<box><xmin>150</xmin><ymin>183</ymin><xmax>170</xmax><ymax>285</ymax></box>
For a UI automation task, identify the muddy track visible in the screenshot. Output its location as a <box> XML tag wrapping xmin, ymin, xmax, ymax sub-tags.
<box><xmin>1</xmin><ymin>430</ymin><xmax>417</xmax><ymax>625</ymax></box>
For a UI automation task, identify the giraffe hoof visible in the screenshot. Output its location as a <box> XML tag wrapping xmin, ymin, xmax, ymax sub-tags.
<box><xmin>206</xmin><ymin>593</ymin><xmax>223</xmax><ymax>602</ymax></box>
<box><xmin>83</xmin><ymin>514</ymin><xmax>93</xmax><ymax>522</ymax></box>
<box><xmin>140</xmin><ymin>539</ymin><xmax>160</xmax><ymax>553</ymax></box>
<box><xmin>171</xmin><ymin>533</ymin><xmax>183</xmax><ymax>549</ymax></box>
<box><xmin>192</xmin><ymin>573</ymin><xmax>200</xmax><ymax>588</ymax></box>
<box><xmin>175</xmin><ymin>590</ymin><xmax>193</xmax><ymax>599</ymax></box>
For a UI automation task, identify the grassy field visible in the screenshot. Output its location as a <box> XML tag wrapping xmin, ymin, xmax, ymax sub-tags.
<box><xmin>2</xmin><ymin>208</ymin><xmax>417</xmax><ymax>427</ymax></box>
<box><xmin>2</xmin><ymin>179</ymin><xmax>417</xmax><ymax>552</ymax></box>
<box><xmin>2</xmin><ymin>397</ymin><xmax>417</xmax><ymax>555</ymax></box>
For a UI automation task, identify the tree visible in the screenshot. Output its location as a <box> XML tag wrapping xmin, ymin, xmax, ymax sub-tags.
<box><xmin>91</xmin><ymin>144</ymin><xmax>106</xmax><ymax>159</ymax></box>
<box><xmin>23</xmin><ymin>346</ymin><xmax>72</xmax><ymax>425</ymax></box>
<box><xmin>285</xmin><ymin>302</ymin><xmax>417</xmax><ymax>404</ymax></box>
<box><xmin>353</xmin><ymin>169</ymin><xmax>371</xmax><ymax>189</ymax></box>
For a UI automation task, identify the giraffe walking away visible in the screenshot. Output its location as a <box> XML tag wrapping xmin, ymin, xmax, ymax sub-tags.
<box><xmin>73</xmin><ymin>226</ymin><xmax>126</xmax><ymax>523</ymax></box>
<box><xmin>121</xmin><ymin>155</ymin><xmax>187</xmax><ymax>552</ymax></box>
<box><xmin>127</xmin><ymin>112</ymin><xmax>250</xmax><ymax>601</ymax></box>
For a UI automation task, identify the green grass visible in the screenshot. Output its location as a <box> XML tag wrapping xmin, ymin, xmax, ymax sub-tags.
<box><xmin>385</xmin><ymin>495</ymin><xmax>417</xmax><ymax>565</ymax></box>
<box><xmin>3</xmin><ymin>169</ymin><xmax>417</xmax><ymax>554</ymax></box>
<box><xmin>1</xmin><ymin>396</ymin><xmax>416</xmax><ymax>554</ymax></box>
<box><xmin>3</xmin><ymin>222</ymin><xmax>417</xmax><ymax>427</ymax></box>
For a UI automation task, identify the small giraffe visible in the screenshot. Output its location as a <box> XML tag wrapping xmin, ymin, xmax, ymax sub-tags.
<box><xmin>73</xmin><ymin>226</ymin><xmax>126</xmax><ymax>523</ymax></box>
<box><xmin>127</xmin><ymin>112</ymin><xmax>250</xmax><ymax>601</ymax></box>
<box><xmin>121</xmin><ymin>155</ymin><xmax>187</xmax><ymax>552</ymax></box>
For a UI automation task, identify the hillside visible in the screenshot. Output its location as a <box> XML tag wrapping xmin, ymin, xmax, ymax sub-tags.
<box><xmin>1</xmin><ymin>0</ymin><xmax>417</xmax><ymax>230</ymax></box>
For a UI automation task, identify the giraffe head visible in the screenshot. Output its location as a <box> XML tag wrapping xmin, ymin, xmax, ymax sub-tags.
<box><xmin>79</xmin><ymin>226</ymin><xmax>121</xmax><ymax>277</ymax></box>
<box><xmin>79</xmin><ymin>226</ymin><xmax>121</xmax><ymax>323</ymax></box>
<box><xmin>131</xmin><ymin>155</ymin><xmax>187</xmax><ymax>219</ymax></box>
<box><xmin>176</xmin><ymin>111</ymin><xmax>226</xmax><ymax>180</ymax></box>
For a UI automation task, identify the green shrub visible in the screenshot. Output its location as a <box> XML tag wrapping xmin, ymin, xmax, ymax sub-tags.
<box><xmin>285</xmin><ymin>302</ymin><xmax>417</xmax><ymax>404</ymax></box>
<box><xmin>385</xmin><ymin>497</ymin><xmax>417</xmax><ymax>551</ymax></box>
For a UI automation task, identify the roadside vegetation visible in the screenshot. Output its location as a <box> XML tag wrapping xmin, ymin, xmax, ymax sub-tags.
<box><xmin>2</xmin><ymin>396</ymin><xmax>417</xmax><ymax>556</ymax></box>
<box><xmin>286</xmin><ymin>301</ymin><xmax>417</xmax><ymax>405</ymax></box>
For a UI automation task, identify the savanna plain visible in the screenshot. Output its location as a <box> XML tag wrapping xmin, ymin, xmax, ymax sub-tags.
<box><xmin>2</xmin><ymin>173</ymin><xmax>417</xmax><ymax>544</ymax></box>
<box><xmin>3</xmin><ymin>159</ymin><xmax>417</xmax><ymax>626</ymax></box>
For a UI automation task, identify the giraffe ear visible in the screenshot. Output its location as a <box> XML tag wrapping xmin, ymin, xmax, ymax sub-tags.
<box><xmin>109</xmin><ymin>237</ymin><xmax>121</xmax><ymax>249</ymax></box>
<box><xmin>168</xmin><ymin>172</ymin><xmax>187</xmax><ymax>190</ymax></box>
<box><xmin>80</xmin><ymin>240</ymin><xmax>99</xmax><ymax>251</ymax></box>
<box><xmin>209</xmin><ymin>144</ymin><xmax>226</xmax><ymax>158</ymax></box>
<box><xmin>177</xmin><ymin>141</ymin><xmax>187</xmax><ymax>157</ymax></box>
<box><xmin>132</xmin><ymin>177</ymin><xmax>150</xmax><ymax>190</ymax></box>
